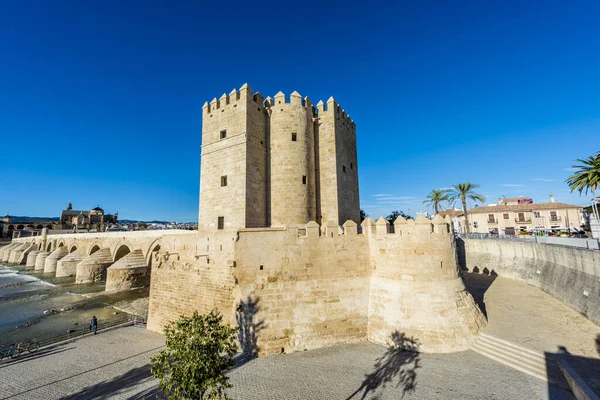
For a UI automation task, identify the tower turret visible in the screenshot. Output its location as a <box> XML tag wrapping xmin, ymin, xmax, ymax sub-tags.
<box><xmin>267</xmin><ymin>91</ymin><xmax>317</xmax><ymax>226</ymax></box>
<box><xmin>199</xmin><ymin>83</ymin><xmax>268</xmax><ymax>231</ymax></box>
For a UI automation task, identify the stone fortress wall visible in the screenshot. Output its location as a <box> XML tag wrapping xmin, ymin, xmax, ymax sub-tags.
<box><xmin>147</xmin><ymin>216</ymin><xmax>486</xmax><ymax>356</ymax></box>
<box><xmin>459</xmin><ymin>238</ymin><xmax>600</xmax><ymax>326</ymax></box>
<box><xmin>146</xmin><ymin>84</ymin><xmax>486</xmax><ymax>356</ymax></box>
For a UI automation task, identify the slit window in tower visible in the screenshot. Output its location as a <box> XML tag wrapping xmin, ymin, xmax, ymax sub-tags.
<box><xmin>350</xmin><ymin>163</ymin><xmax>353</xmax><ymax>169</ymax></box>
<box><xmin>343</xmin><ymin>165</ymin><xmax>346</xmax><ymax>173</ymax></box>
<box><xmin>292</xmin><ymin>132</ymin><xmax>297</xmax><ymax>141</ymax></box>
<box><xmin>302</xmin><ymin>175</ymin><xmax>307</xmax><ymax>184</ymax></box>
<box><xmin>217</xmin><ymin>217</ymin><xmax>224</xmax><ymax>230</ymax></box>
<box><xmin>221</xmin><ymin>176</ymin><xmax>227</xmax><ymax>187</ymax></box>
<box><xmin>220</xmin><ymin>130</ymin><xmax>227</xmax><ymax>139</ymax></box>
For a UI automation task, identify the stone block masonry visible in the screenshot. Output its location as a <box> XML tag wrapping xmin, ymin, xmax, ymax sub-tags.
<box><xmin>147</xmin><ymin>217</ymin><xmax>485</xmax><ymax>356</ymax></box>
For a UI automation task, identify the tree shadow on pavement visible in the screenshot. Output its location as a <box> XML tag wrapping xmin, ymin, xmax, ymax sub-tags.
<box><xmin>62</xmin><ymin>364</ymin><xmax>157</xmax><ymax>400</ymax></box>
<box><xmin>346</xmin><ymin>331</ymin><xmax>421</xmax><ymax>399</ymax></box>
<box><xmin>234</xmin><ymin>295</ymin><xmax>265</xmax><ymax>366</ymax></box>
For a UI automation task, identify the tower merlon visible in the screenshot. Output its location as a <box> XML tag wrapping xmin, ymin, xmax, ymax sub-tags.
<box><xmin>219</xmin><ymin>93</ymin><xmax>229</xmax><ymax>106</ymax></box>
<box><xmin>210</xmin><ymin>97</ymin><xmax>219</xmax><ymax>111</ymax></box>
<box><xmin>316</xmin><ymin>100</ymin><xmax>327</xmax><ymax>112</ymax></box>
<box><xmin>274</xmin><ymin>91</ymin><xmax>286</xmax><ymax>104</ymax></box>
<box><xmin>290</xmin><ymin>90</ymin><xmax>302</xmax><ymax>105</ymax></box>
<box><xmin>229</xmin><ymin>88</ymin><xmax>240</xmax><ymax>102</ymax></box>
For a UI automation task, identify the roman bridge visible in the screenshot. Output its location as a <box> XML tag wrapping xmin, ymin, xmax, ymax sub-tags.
<box><xmin>0</xmin><ymin>229</ymin><xmax>196</xmax><ymax>292</ymax></box>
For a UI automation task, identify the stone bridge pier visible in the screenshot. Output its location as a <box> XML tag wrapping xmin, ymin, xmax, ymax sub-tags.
<box><xmin>1</xmin><ymin>230</ymin><xmax>195</xmax><ymax>292</ymax></box>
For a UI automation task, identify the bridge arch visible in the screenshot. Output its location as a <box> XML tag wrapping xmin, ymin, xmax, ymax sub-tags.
<box><xmin>46</xmin><ymin>242</ymin><xmax>52</xmax><ymax>251</ymax></box>
<box><xmin>144</xmin><ymin>238</ymin><xmax>162</xmax><ymax>266</ymax></box>
<box><xmin>57</xmin><ymin>240</ymin><xmax>65</xmax><ymax>248</ymax></box>
<box><xmin>17</xmin><ymin>224</ymin><xmax>24</xmax><ymax>230</ymax></box>
<box><xmin>36</xmin><ymin>224</ymin><xmax>43</xmax><ymax>229</ymax></box>
<box><xmin>88</xmin><ymin>243</ymin><xmax>101</xmax><ymax>255</ymax></box>
<box><xmin>69</xmin><ymin>245</ymin><xmax>78</xmax><ymax>253</ymax></box>
<box><xmin>113</xmin><ymin>243</ymin><xmax>131</xmax><ymax>262</ymax></box>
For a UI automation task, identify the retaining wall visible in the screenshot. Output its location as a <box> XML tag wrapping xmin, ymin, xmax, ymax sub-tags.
<box><xmin>459</xmin><ymin>238</ymin><xmax>600</xmax><ymax>326</ymax></box>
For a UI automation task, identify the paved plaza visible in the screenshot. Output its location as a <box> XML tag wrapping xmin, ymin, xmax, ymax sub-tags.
<box><xmin>0</xmin><ymin>329</ymin><xmax>574</xmax><ymax>399</ymax></box>
<box><xmin>1</xmin><ymin>274</ymin><xmax>599</xmax><ymax>399</ymax></box>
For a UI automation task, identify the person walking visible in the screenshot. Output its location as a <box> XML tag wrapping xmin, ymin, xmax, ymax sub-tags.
<box><xmin>90</xmin><ymin>316</ymin><xmax>98</xmax><ymax>335</ymax></box>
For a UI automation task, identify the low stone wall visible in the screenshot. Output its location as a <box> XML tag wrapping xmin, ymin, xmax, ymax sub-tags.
<box><xmin>459</xmin><ymin>238</ymin><xmax>600</xmax><ymax>326</ymax></box>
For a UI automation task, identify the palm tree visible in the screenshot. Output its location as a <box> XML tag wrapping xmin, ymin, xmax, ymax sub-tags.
<box><xmin>423</xmin><ymin>189</ymin><xmax>449</xmax><ymax>215</ymax></box>
<box><xmin>447</xmin><ymin>183</ymin><xmax>486</xmax><ymax>233</ymax></box>
<box><xmin>566</xmin><ymin>152</ymin><xmax>600</xmax><ymax>195</ymax></box>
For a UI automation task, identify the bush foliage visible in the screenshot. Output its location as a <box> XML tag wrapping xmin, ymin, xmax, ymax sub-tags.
<box><xmin>150</xmin><ymin>310</ymin><xmax>238</xmax><ymax>399</ymax></box>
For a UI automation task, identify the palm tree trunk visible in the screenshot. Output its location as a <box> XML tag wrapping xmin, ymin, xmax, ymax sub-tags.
<box><xmin>462</xmin><ymin>197</ymin><xmax>469</xmax><ymax>233</ymax></box>
<box><xmin>435</xmin><ymin>203</ymin><xmax>439</xmax><ymax>215</ymax></box>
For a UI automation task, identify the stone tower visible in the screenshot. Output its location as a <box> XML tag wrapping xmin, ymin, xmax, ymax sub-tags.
<box><xmin>268</xmin><ymin>91</ymin><xmax>317</xmax><ymax>226</ymax></box>
<box><xmin>199</xmin><ymin>84</ymin><xmax>360</xmax><ymax>231</ymax></box>
<box><xmin>316</xmin><ymin>97</ymin><xmax>360</xmax><ymax>225</ymax></box>
<box><xmin>199</xmin><ymin>84</ymin><xmax>268</xmax><ymax>231</ymax></box>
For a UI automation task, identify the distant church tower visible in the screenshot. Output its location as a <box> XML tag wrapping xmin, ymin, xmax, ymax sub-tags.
<box><xmin>199</xmin><ymin>84</ymin><xmax>359</xmax><ymax>231</ymax></box>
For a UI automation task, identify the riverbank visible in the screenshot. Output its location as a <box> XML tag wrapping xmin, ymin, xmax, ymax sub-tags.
<box><xmin>0</xmin><ymin>263</ymin><xmax>149</xmax><ymax>345</ymax></box>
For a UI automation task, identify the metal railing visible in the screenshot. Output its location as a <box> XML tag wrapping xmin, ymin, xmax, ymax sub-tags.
<box><xmin>514</xmin><ymin>219</ymin><xmax>532</xmax><ymax>224</ymax></box>
<box><xmin>457</xmin><ymin>233</ymin><xmax>600</xmax><ymax>250</ymax></box>
<box><xmin>3</xmin><ymin>314</ymin><xmax>147</xmax><ymax>351</ymax></box>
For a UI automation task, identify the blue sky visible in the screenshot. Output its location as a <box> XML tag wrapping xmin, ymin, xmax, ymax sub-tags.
<box><xmin>1</xmin><ymin>1</ymin><xmax>598</xmax><ymax>221</ymax></box>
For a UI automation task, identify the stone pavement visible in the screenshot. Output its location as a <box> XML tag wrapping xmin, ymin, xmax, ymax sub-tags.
<box><xmin>0</xmin><ymin>326</ymin><xmax>164</xmax><ymax>400</ymax></box>
<box><xmin>0</xmin><ymin>325</ymin><xmax>572</xmax><ymax>400</ymax></box>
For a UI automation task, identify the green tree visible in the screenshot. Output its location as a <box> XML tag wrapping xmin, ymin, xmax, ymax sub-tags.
<box><xmin>422</xmin><ymin>189</ymin><xmax>449</xmax><ymax>215</ymax></box>
<box><xmin>386</xmin><ymin>210</ymin><xmax>412</xmax><ymax>225</ymax></box>
<box><xmin>447</xmin><ymin>183</ymin><xmax>485</xmax><ymax>233</ymax></box>
<box><xmin>360</xmin><ymin>209</ymin><xmax>368</xmax><ymax>221</ymax></box>
<box><xmin>150</xmin><ymin>310</ymin><xmax>238</xmax><ymax>400</ymax></box>
<box><xmin>565</xmin><ymin>152</ymin><xmax>600</xmax><ymax>195</ymax></box>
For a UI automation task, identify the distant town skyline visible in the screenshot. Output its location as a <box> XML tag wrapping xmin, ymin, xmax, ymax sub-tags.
<box><xmin>1</xmin><ymin>1</ymin><xmax>598</xmax><ymax>221</ymax></box>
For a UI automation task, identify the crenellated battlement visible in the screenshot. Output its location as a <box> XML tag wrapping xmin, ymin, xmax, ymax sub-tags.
<box><xmin>316</xmin><ymin>97</ymin><xmax>355</xmax><ymax>126</ymax></box>
<box><xmin>298</xmin><ymin>216</ymin><xmax>450</xmax><ymax>239</ymax></box>
<box><xmin>203</xmin><ymin>84</ymin><xmax>355</xmax><ymax>126</ymax></box>
<box><xmin>203</xmin><ymin>83</ymin><xmax>266</xmax><ymax>114</ymax></box>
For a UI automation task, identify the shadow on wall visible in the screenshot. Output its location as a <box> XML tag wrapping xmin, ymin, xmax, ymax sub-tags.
<box><xmin>455</xmin><ymin>237</ymin><xmax>467</xmax><ymax>270</ymax></box>
<box><xmin>461</xmin><ymin>270</ymin><xmax>497</xmax><ymax>319</ymax></box>
<box><xmin>346</xmin><ymin>331</ymin><xmax>421</xmax><ymax>400</ymax></box>
<box><xmin>235</xmin><ymin>296</ymin><xmax>265</xmax><ymax>363</ymax></box>
<box><xmin>596</xmin><ymin>334</ymin><xmax>600</xmax><ymax>356</ymax></box>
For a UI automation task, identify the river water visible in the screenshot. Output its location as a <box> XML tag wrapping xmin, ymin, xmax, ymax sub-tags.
<box><xmin>0</xmin><ymin>263</ymin><xmax>148</xmax><ymax>346</ymax></box>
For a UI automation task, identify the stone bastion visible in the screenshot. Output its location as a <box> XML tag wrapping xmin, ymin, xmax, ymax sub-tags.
<box><xmin>147</xmin><ymin>215</ymin><xmax>486</xmax><ymax>356</ymax></box>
